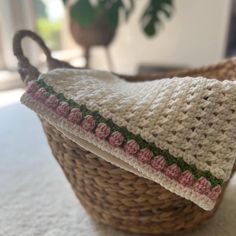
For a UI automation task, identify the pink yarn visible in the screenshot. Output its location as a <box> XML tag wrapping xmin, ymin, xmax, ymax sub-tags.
<box><xmin>56</xmin><ymin>102</ymin><xmax>70</xmax><ymax>117</ymax></box>
<box><xmin>151</xmin><ymin>155</ymin><xmax>166</xmax><ymax>171</ymax></box>
<box><xmin>26</xmin><ymin>81</ymin><xmax>39</xmax><ymax>94</ymax></box>
<box><xmin>45</xmin><ymin>95</ymin><xmax>59</xmax><ymax>109</ymax></box>
<box><xmin>207</xmin><ymin>185</ymin><xmax>222</xmax><ymax>201</ymax></box>
<box><xmin>137</xmin><ymin>148</ymin><xmax>153</xmax><ymax>163</ymax></box>
<box><xmin>178</xmin><ymin>170</ymin><xmax>195</xmax><ymax>187</ymax></box>
<box><xmin>33</xmin><ymin>88</ymin><xmax>49</xmax><ymax>102</ymax></box>
<box><xmin>81</xmin><ymin>115</ymin><xmax>96</xmax><ymax>131</ymax></box>
<box><xmin>193</xmin><ymin>177</ymin><xmax>211</xmax><ymax>195</ymax></box>
<box><xmin>165</xmin><ymin>164</ymin><xmax>181</xmax><ymax>179</ymax></box>
<box><xmin>124</xmin><ymin>139</ymin><xmax>140</xmax><ymax>155</ymax></box>
<box><xmin>68</xmin><ymin>108</ymin><xmax>82</xmax><ymax>124</ymax></box>
<box><xmin>108</xmin><ymin>131</ymin><xmax>124</xmax><ymax>147</ymax></box>
<box><xmin>95</xmin><ymin>123</ymin><xmax>110</xmax><ymax>139</ymax></box>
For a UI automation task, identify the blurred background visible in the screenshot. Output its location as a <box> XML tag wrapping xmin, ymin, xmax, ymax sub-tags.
<box><xmin>0</xmin><ymin>0</ymin><xmax>234</xmax><ymax>92</ymax></box>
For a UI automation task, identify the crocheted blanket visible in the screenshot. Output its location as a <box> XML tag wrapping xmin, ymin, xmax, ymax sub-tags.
<box><xmin>21</xmin><ymin>69</ymin><xmax>236</xmax><ymax>210</ymax></box>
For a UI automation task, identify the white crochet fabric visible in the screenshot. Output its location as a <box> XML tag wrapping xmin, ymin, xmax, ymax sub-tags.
<box><xmin>21</xmin><ymin>69</ymin><xmax>236</xmax><ymax>210</ymax></box>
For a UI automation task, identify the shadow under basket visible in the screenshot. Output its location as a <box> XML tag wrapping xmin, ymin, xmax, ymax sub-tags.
<box><xmin>13</xmin><ymin>30</ymin><xmax>236</xmax><ymax>235</ymax></box>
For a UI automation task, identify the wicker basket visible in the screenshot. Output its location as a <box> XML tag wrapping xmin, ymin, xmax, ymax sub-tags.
<box><xmin>13</xmin><ymin>30</ymin><xmax>236</xmax><ymax>235</ymax></box>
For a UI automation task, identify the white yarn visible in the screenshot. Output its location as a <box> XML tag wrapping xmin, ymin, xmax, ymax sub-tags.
<box><xmin>42</xmin><ymin>69</ymin><xmax>236</xmax><ymax>181</ymax></box>
<box><xmin>20</xmin><ymin>68</ymin><xmax>236</xmax><ymax>210</ymax></box>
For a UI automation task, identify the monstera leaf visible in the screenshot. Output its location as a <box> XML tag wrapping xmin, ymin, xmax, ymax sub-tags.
<box><xmin>141</xmin><ymin>0</ymin><xmax>174</xmax><ymax>36</ymax></box>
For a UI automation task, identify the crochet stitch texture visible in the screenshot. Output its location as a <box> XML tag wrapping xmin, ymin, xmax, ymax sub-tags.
<box><xmin>21</xmin><ymin>68</ymin><xmax>236</xmax><ymax>210</ymax></box>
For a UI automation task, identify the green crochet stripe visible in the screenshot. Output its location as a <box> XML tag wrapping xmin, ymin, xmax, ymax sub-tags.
<box><xmin>36</xmin><ymin>79</ymin><xmax>223</xmax><ymax>187</ymax></box>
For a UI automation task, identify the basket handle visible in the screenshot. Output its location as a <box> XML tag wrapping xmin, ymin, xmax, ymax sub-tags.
<box><xmin>12</xmin><ymin>30</ymin><xmax>186</xmax><ymax>84</ymax></box>
<box><xmin>13</xmin><ymin>29</ymin><xmax>74</xmax><ymax>85</ymax></box>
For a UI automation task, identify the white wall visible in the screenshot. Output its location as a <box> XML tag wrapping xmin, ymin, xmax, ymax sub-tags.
<box><xmin>92</xmin><ymin>0</ymin><xmax>232</xmax><ymax>74</ymax></box>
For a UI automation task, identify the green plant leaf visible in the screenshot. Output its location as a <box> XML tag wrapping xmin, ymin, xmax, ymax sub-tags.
<box><xmin>143</xmin><ymin>17</ymin><xmax>156</xmax><ymax>36</ymax></box>
<box><xmin>162</xmin><ymin>8</ymin><xmax>172</xmax><ymax>18</ymax></box>
<box><xmin>105</xmin><ymin>0</ymin><xmax>122</xmax><ymax>29</ymax></box>
<box><xmin>141</xmin><ymin>0</ymin><xmax>174</xmax><ymax>37</ymax></box>
<box><xmin>97</xmin><ymin>0</ymin><xmax>134</xmax><ymax>28</ymax></box>
<box><xmin>63</xmin><ymin>0</ymin><xmax>174</xmax><ymax>37</ymax></box>
<box><xmin>70</xmin><ymin>0</ymin><xmax>96</xmax><ymax>27</ymax></box>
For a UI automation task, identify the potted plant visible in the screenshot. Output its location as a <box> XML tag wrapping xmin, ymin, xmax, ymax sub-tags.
<box><xmin>62</xmin><ymin>0</ymin><xmax>174</xmax><ymax>67</ymax></box>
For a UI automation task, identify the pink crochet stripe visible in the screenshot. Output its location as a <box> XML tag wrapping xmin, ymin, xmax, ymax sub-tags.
<box><xmin>26</xmin><ymin>81</ymin><xmax>223</xmax><ymax>202</ymax></box>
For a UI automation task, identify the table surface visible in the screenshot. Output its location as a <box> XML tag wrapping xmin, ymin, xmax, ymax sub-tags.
<box><xmin>1</xmin><ymin>90</ymin><xmax>236</xmax><ymax>236</ymax></box>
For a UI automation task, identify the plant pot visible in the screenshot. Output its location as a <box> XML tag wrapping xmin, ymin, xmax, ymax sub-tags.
<box><xmin>70</xmin><ymin>14</ymin><xmax>116</xmax><ymax>48</ymax></box>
